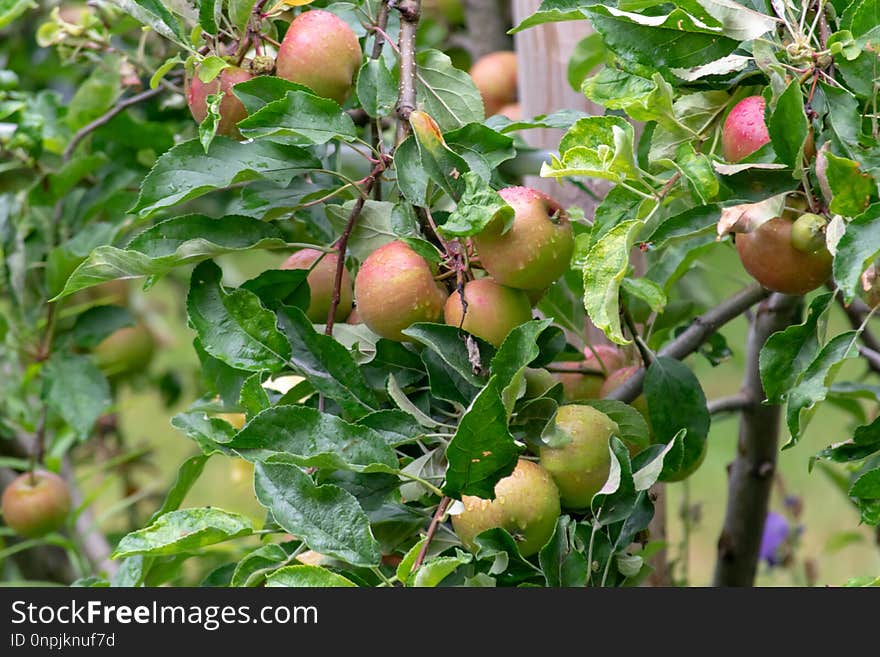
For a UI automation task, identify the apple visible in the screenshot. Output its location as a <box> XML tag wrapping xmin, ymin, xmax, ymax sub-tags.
<box><xmin>664</xmin><ymin>439</ymin><xmax>708</xmax><ymax>482</ymax></box>
<box><xmin>354</xmin><ymin>240</ymin><xmax>448</xmax><ymax>341</ymax></box>
<box><xmin>1</xmin><ymin>470</ymin><xmax>71</xmax><ymax>538</ymax></box>
<box><xmin>498</xmin><ymin>103</ymin><xmax>521</xmax><ymax>121</ymax></box>
<box><xmin>553</xmin><ymin>345</ymin><xmax>627</xmax><ymax>402</ymax></box>
<box><xmin>472</xmin><ymin>186</ymin><xmax>574</xmax><ymax>291</ymax></box>
<box><xmin>281</xmin><ymin>248</ymin><xmax>353</xmax><ymax>323</ymax></box>
<box><xmin>539</xmin><ymin>404</ymin><xmax>617</xmax><ymax>510</ymax></box>
<box><xmin>469</xmin><ymin>51</ymin><xmax>518</xmax><ymax>117</ymax></box>
<box><xmin>523</xmin><ymin>367</ymin><xmax>557</xmax><ymax>398</ymax></box>
<box><xmin>452</xmin><ymin>458</ymin><xmax>560</xmax><ymax>557</ymax></box>
<box><xmin>92</xmin><ymin>323</ymin><xmax>155</xmax><ymax>378</ymax></box>
<box><xmin>443</xmin><ymin>277</ymin><xmax>532</xmax><ymax>347</ymax></box>
<box><xmin>186</xmin><ymin>65</ymin><xmax>252</xmax><ymax>138</ymax></box>
<box><xmin>735</xmin><ymin>216</ymin><xmax>832</xmax><ymax>295</ymax></box>
<box><xmin>275</xmin><ymin>9</ymin><xmax>362</xmax><ymax>104</ymax></box>
<box><xmin>721</xmin><ymin>95</ymin><xmax>770</xmax><ymax>163</ymax></box>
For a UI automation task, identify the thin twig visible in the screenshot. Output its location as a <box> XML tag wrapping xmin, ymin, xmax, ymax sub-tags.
<box><xmin>707</xmin><ymin>392</ymin><xmax>753</xmax><ymax>415</ymax></box>
<box><xmin>413</xmin><ymin>496</ymin><xmax>450</xmax><ymax>570</ymax></box>
<box><xmin>606</xmin><ymin>285</ymin><xmax>771</xmax><ymax>403</ymax></box>
<box><xmin>63</xmin><ymin>87</ymin><xmax>163</xmax><ymax>161</ymax></box>
<box><xmin>394</xmin><ymin>0</ymin><xmax>421</xmax><ymax>143</ymax></box>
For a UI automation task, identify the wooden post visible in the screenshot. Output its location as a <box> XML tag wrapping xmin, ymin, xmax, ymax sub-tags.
<box><xmin>510</xmin><ymin>1</ymin><xmax>609</xmax><ymax>212</ymax></box>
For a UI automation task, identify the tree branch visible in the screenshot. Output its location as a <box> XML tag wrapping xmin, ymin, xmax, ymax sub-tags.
<box><xmin>63</xmin><ymin>87</ymin><xmax>163</xmax><ymax>161</ymax></box>
<box><xmin>708</xmin><ymin>393</ymin><xmax>753</xmax><ymax>415</ymax></box>
<box><xmin>606</xmin><ymin>284</ymin><xmax>771</xmax><ymax>403</ymax></box>
<box><xmin>394</xmin><ymin>0</ymin><xmax>421</xmax><ymax>142</ymax></box>
<box><xmin>413</xmin><ymin>496</ymin><xmax>450</xmax><ymax>570</ymax></box>
<box><xmin>713</xmin><ymin>293</ymin><xmax>801</xmax><ymax>587</ymax></box>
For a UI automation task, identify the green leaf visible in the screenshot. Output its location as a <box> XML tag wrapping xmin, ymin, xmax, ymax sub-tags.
<box><xmin>150</xmin><ymin>55</ymin><xmax>182</xmax><ymax>90</ymax></box>
<box><xmin>816</xmin><ymin>414</ymin><xmax>880</xmax><ymax>463</ymax></box>
<box><xmin>355</xmin><ymin>409</ymin><xmax>426</xmax><ymax>447</ymax></box>
<box><xmin>240</xmin><ymin>268</ymin><xmax>310</xmax><ymax>312</ymax></box>
<box><xmin>443</xmin><ymin>378</ymin><xmax>519</xmax><ymax>499</ymax></box>
<box><xmin>539</xmin><ymin>515</ymin><xmax>588</xmax><ymax>587</ymax></box>
<box><xmin>568</xmin><ymin>32</ymin><xmax>608</xmax><ymax>90</ymax></box>
<box><xmin>43</xmin><ymin>352</ymin><xmax>111</xmax><ymax>439</ymax></box>
<box><xmin>114</xmin><ymin>0</ymin><xmax>190</xmax><ymax>47</ymax></box>
<box><xmin>325</xmin><ymin>200</ymin><xmax>405</xmax><ymax>262</ymax></box>
<box><xmin>786</xmin><ymin>332</ymin><xmax>860</xmax><ymax>445</ymax></box>
<box><xmin>768</xmin><ymin>79</ymin><xmax>808</xmax><ymax>170</ymax></box>
<box><xmin>416</xmin><ymin>49</ymin><xmax>484</xmax><ymax>130</ymax></box>
<box><xmin>112</xmin><ymin>508</ymin><xmax>254</xmax><ymax>558</ymax></box>
<box><xmin>621</xmin><ymin>277</ymin><xmax>666</xmax><ymax>314</ymax></box>
<box><xmin>440</xmin><ymin>172</ymin><xmax>514</xmax><ymax>237</ymax></box>
<box><xmin>254</xmin><ymin>462</ymin><xmax>381</xmax><ymax>566</ymax></box>
<box><xmin>644</xmin><ymin>357</ymin><xmax>710</xmax><ymax>478</ymax></box>
<box><xmin>65</xmin><ymin>63</ymin><xmax>121</xmax><ymax>132</ymax></box>
<box><xmin>131</xmin><ymin>138</ymin><xmax>321</xmax><ymax>216</ymax></box>
<box><xmin>197</xmin><ymin>56</ymin><xmax>229</xmax><ymax>83</ymax></box>
<box><xmin>409</xmin><ymin>110</ymin><xmax>469</xmax><ymax>200</ymax></box>
<box><xmin>231</xmin><ymin>544</ymin><xmax>289</xmax><ymax>587</ymax></box>
<box><xmin>444</xmin><ymin>123</ymin><xmax>516</xmax><ymax>180</ymax></box>
<box><xmin>825</xmin><ymin>153</ymin><xmax>875</xmax><ymax>217</ymax></box>
<box><xmin>150</xmin><ymin>455</ymin><xmax>211</xmax><ymax>521</ymax></box>
<box><xmin>187</xmin><ymin>260</ymin><xmax>291</xmax><ymax>373</ymax></box>
<box><xmin>582</xmin><ymin>69</ymin><xmax>676</xmax><ymax>129</ymax></box>
<box><xmin>760</xmin><ymin>293</ymin><xmax>833</xmax><ymax>404</ymax></box>
<box><xmin>55</xmin><ymin>215</ymin><xmax>288</xmax><ymax>299</ymax></box>
<box><xmin>198</xmin><ymin>0</ymin><xmax>218</xmax><ymax>35</ymax></box>
<box><xmin>265</xmin><ymin>565</ymin><xmax>357</xmax><ymax>587</ymax></box>
<box><xmin>411</xmin><ymin>551</ymin><xmax>473</xmax><ymax>587</ymax></box>
<box><xmin>583</xmin><ymin>5</ymin><xmax>740</xmax><ymax>71</ymax></box>
<box><xmin>849</xmin><ymin>468</ymin><xmax>880</xmax><ymax>525</ymax></box>
<box><xmin>541</xmin><ymin>116</ymin><xmax>640</xmax><ymax>183</ymax></box>
<box><xmin>0</xmin><ymin>0</ymin><xmax>36</xmax><ymax>28</ymax></box>
<box><xmin>669</xmin><ymin>142</ymin><xmax>718</xmax><ymax>203</ymax></box>
<box><xmin>277</xmin><ymin>306</ymin><xmax>378</xmax><ymax>418</ymax></box>
<box><xmin>403</xmin><ymin>323</ymin><xmax>494</xmax><ymax>387</ymax></box>
<box><xmin>357</xmin><ymin>58</ymin><xmax>397</xmax><ymax>118</ymax></box>
<box><xmin>394</xmin><ymin>136</ymin><xmax>429</xmax><ymax>206</ymax></box>
<box><xmin>580</xmin><ymin>399</ymin><xmax>651</xmax><ymax>455</ymax></box>
<box><xmin>226</xmin><ymin>405</ymin><xmax>396</xmax><ymax>471</ymax></box>
<box><xmin>198</xmin><ymin>91</ymin><xmax>222</xmax><ymax>153</ymax></box>
<box><xmin>238</xmin><ymin>90</ymin><xmax>357</xmax><ymax>145</ymax></box>
<box><xmin>583</xmin><ymin>220</ymin><xmax>642</xmax><ymax>345</ymax></box>
<box><xmin>833</xmin><ymin>204</ymin><xmax>880</xmax><ymax>302</ymax></box>
<box><xmin>232</xmin><ymin>76</ymin><xmax>314</xmax><ymax>114</ymax></box>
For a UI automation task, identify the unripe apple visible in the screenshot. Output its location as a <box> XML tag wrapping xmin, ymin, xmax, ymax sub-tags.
<box><xmin>1</xmin><ymin>470</ymin><xmax>71</xmax><ymax>538</ymax></box>
<box><xmin>443</xmin><ymin>277</ymin><xmax>532</xmax><ymax>347</ymax></box>
<box><xmin>472</xmin><ymin>187</ymin><xmax>574</xmax><ymax>291</ymax></box>
<box><xmin>186</xmin><ymin>65</ymin><xmax>252</xmax><ymax>138</ymax></box>
<box><xmin>663</xmin><ymin>439</ymin><xmax>708</xmax><ymax>482</ymax></box>
<box><xmin>790</xmin><ymin>212</ymin><xmax>828</xmax><ymax>254</ymax></box>
<box><xmin>721</xmin><ymin>95</ymin><xmax>770</xmax><ymax>163</ymax></box>
<box><xmin>275</xmin><ymin>9</ymin><xmax>362</xmax><ymax>104</ymax></box>
<box><xmin>354</xmin><ymin>241</ymin><xmax>448</xmax><ymax>341</ymax></box>
<box><xmin>281</xmin><ymin>249</ymin><xmax>353</xmax><ymax>323</ymax></box>
<box><xmin>539</xmin><ymin>405</ymin><xmax>617</xmax><ymax>510</ymax></box>
<box><xmin>735</xmin><ymin>216</ymin><xmax>832</xmax><ymax>295</ymax></box>
<box><xmin>452</xmin><ymin>458</ymin><xmax>560</xmax><ymax>557</ymax></box>
<box><xmin>469</xmin><ymin>51</ymin><xmax>518</xmax><ymax>117</ymax></box>
<box><xmin>346</xmin><ymin>306</ymin><xmax>363</xmax><ymax>324</ymax></box>
<box><xmin>92</xmin><ymin>323</ymin><xmax>155</xmax><ymax>378</ymax></box>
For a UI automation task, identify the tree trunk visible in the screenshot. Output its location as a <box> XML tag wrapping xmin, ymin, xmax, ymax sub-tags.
<box><xmin>463</xmin><ymin>0</ymin><xmax>512</xmax><ymax>59</ymax></box>
<box><xmin>714</xmin><ymin>293</ymin><xmax>801</xmax><ymax>586</ymax></box>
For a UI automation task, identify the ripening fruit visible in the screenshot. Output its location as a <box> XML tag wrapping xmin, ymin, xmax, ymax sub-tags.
<box><xmin>92</xmin><ymin>323</ymin><xmax>155</xmax><ymax>378</ymax></box>
<box><xmin>275</xmin><ymin>9</ymin><xmax>362</xmax><ymax>104</ymax></box>
<box><xmin>735</xmin><ymin>216</ymin><xmax>832</xmax><ymax>295</ymax></box>
<box><xmin>469</xmin><ymin>51</ymin><xmax>518</xmax><ymax>117</ymax></box>
<box><xmin>346</xmin><ymin>306</ymin><xmax>362</xmax><ymax>324</ymax></box>
<box><xmin>539</xmin><ymin>405</ymin><xmax>616</xmax><ymax>510</ymax></box>
<box><xmin>523</xmin><ymin>368</ymin><xmax>557</xmax><ymax>398</ymax></box>
<box><xmin>663</xmin><ymin>439</ymin><xmax>708</xmax><ymax>482</ymax></box>
<box><xmin>472</xmin><ymin>187</ymin><xmax>574</xmax><ymax>291</ymax></box>
<box><xmin>721</xmin><ymin>95</ymin><xmax>770</xmax><ymax>163</ymax></box>
<box><xmin>1</xmin><ymin>470</ymin><xmax>71</xmax><ymax>538</ymax></box>
<box><xmin>186</xmin><ymin>65</ymin><xmax>252</xmax><ymax>138</ymax></box>
<box><xmin>354</xmin><ymin>241</ymin><xmax>448</xmax><ymax>341</ymax></box>
<box><xmin>452</xmin><ymin>458</ymin><xmax>560</xmax><ymax>557</ymax></box>
<box><xmin>554</xmin><ymin>345</ymin><xmax>627</xmax><ymax>402</ymax></box>
<box><xmin>281</xmin><ymin>249</ymin><xmax>353</xmax><ymax>323</ymax></box>
<box><xmin>443</xmin><ymin>277</ymin><xmax>532</xmax><ymax>347</ymax></box>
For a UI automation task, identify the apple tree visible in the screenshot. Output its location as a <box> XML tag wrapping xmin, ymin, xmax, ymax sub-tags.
<box><xmin>0</xmin><ymin>0</ymin><xmax>879</xmax><ymax>587</ymax></box>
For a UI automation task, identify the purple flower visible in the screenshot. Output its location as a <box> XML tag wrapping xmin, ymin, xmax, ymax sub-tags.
<box><xmin>759</xmin><ymin>511</ymin><xmax>789</xmax><ymax>566</ymax></box>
